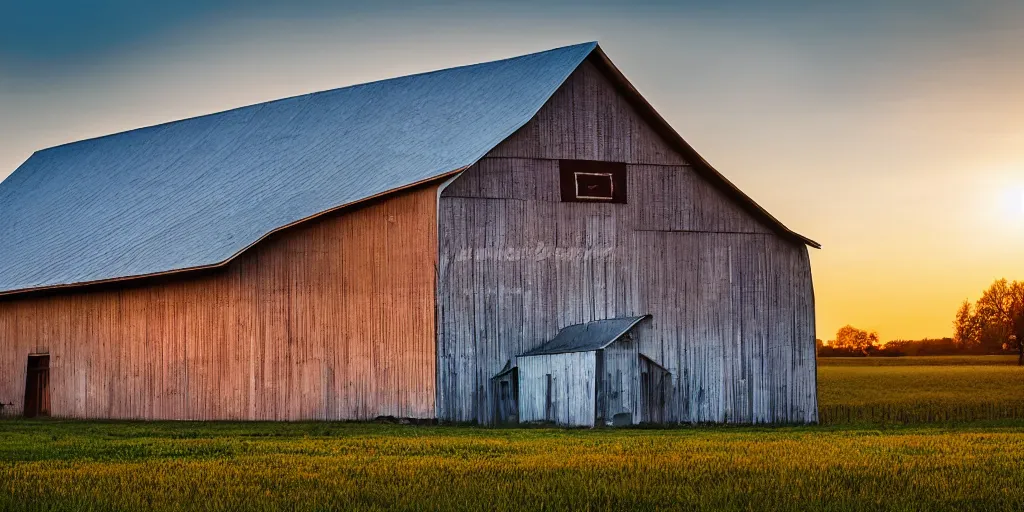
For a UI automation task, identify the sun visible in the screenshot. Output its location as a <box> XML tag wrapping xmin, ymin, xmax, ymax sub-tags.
<box><xmin>1006</xmin><ymin>185</ymin><xmax>1024</xmax><ymax>217</ymax></box>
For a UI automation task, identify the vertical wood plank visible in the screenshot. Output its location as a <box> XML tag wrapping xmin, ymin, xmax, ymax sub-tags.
<box><xmin>0</xmin><ymin>185</ymin><xmax>440</xmax><ymax>420</ymax></box>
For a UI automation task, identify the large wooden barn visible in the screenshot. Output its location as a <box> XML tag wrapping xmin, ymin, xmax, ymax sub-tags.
<box><xmin>0</xmin><ymin>42</ymin><xmax>819</xmax><ymax>425</ymax></box>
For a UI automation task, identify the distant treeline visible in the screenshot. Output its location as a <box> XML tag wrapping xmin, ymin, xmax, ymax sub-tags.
<box><xmin>818</xmin><ymin>278</ymin><xmax>1023</xmax><ymax>364</ymax></box>
<box><xmin>816</xmin><ymin>337</ymin><xmax>1009</xmax><ymax>358</ymax></box>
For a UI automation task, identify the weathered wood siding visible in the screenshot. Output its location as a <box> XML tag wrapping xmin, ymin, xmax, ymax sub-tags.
<box><xmin>599</xmin><ymin>335</ymin><xmax>640</xmax><ymax>426</ymax></box>
<box><xmin>517</xmin><ymin>351</ymin><xmax>597</xmax><ymax>426</ymax></box>
<box><xmin>487</xmin><ymin>60</ymin><xmax>687</xmax><ymax>165</ymax></box>
<box><xmin>491</xmin><ymin>368</ymin><xmax>518</xmax><ymax>424</ymax></box>
<box><xmin>639</xmin><ymin>356</ymin><xmax>671</xmax><ymax>424</ymax></box>
<box><xmin>0</xmin><ymin>186</ymin><xmax>439</xmax><ymax>420</ymax></box>
<box><xmin>437</xmin><ymin>57</ymin><xmax>817</xmax><ymax>424</ymax></box>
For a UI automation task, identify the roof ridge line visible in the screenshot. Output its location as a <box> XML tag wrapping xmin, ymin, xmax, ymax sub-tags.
<box><xmin>33</xmin><ymin>42</ymin><xmax>599</xmax><ymax>155</ymax></box>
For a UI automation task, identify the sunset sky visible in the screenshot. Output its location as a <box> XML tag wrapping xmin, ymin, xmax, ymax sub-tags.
<box><xmin>1</xmin><ymin>1</ymin><xmax>1022</xmax><ymax>341</ymax></box>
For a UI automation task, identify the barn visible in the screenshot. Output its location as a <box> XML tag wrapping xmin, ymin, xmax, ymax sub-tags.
<box><xmin>0</xmin><ymin>42</ymin><xmax>819</xmax><ymax>425</ymax></box>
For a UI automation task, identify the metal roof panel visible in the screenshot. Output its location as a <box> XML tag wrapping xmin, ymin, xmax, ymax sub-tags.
<box><xmin>519</xmin><ymin>316</ymin><xmax>649</xmax><ymax>357</ymax></box>
<box><xmin>0</xmin><ymin>42</ymin><xmax>597</xmax><ymax>294</ymax></box>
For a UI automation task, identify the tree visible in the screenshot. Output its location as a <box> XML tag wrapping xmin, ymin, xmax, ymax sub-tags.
<box><xmin>971</xmin><ymin>279</ymin><xmax>1024</xmax><ymax>365</ymax></box>
<box><xmin>832</xmin><ymin>325</ymin><xmax>879</xmax><ymax>354</ymax></box>
<box><xmin>952</xmin><ymin>299</ymin><xmax>981</xmax><ymax>349</ymax></box>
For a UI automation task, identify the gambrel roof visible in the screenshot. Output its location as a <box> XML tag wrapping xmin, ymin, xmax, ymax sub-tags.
<box><xmin>0</xmin><ymin>42</ymin><xmax>817</xmax><ymax>296</ymax></box>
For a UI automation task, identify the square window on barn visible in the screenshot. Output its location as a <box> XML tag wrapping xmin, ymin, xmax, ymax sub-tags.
<box><xmin>575</xmin><ymin>172</ymin><xmax>613</xmax><ymax>199</ymax></box>
<box><xmin>559</xmin><ymin>160</ymin><xmax>627</xmax><ymax>203</ymax></box>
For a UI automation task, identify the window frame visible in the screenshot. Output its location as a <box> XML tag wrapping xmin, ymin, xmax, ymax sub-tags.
<box><xmin>573</xmin><ymin>171</ymin><xmax>615</xmax><ymax>200</ymax></box>
<box><xmin>559</xmin><ymin>160</ymin><xmax>628</xmax><ymax>203</ymax></box>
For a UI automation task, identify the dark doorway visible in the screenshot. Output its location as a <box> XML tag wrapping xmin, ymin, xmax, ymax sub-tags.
<box><xmin>23</xmin><ymin>354</ymin><xmax>50</xmax><ymax>418</ymax></box>
<box><xmin>640</xmin><ymin>355</ymin><xmax>670</xmax><ymax>424</ymax></box>
<box><xmin>491</xmin><ymin>364</ymin><xmax>519</xmax><ymax>425</ymax></box>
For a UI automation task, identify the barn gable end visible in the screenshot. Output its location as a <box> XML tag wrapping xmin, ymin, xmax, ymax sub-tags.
<box><xmin>437</xmin><ymin>54</ymin><xmax>817</xmax><ymax>425</ymax></box>
<box><xmin>487</xmin><ymin>59</ymin><xmax>687</xmax><ymax>165</ymax></box>
<box><xmin>443</xmin><ymin>58</ymin><xmax>774</xmax><ymax>235</ymax></box>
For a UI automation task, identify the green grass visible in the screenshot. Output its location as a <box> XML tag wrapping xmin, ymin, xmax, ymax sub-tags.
<box><xmin>818</xmin><ymin>356</ymin><xmax>1024</xmax><ymax>424</ymax></box>
<box><xmin>1</xmin><ymin>420</ymin><xmax>1023</xmax><ymax>511</ymax></box>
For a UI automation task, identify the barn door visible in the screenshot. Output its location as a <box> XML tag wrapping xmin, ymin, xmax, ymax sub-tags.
<box><xmin>640</xmin><ymin>355</ymin><xmax>670</xmax><ymax>424</ymax></box>
<box><xmin>491</xmin><ymin>366</ymin><xmax>519</xmax><ymax>424</ymax></box>
<box><xmin>23</xmin><ymin>354</ymin><xmax>50</xmax><ymax>418</ymax></box>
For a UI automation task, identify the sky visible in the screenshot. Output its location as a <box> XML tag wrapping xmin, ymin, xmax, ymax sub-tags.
<box><xmin>1</xmin><ymin>0</ymin><xmax>1022</xmax><ymax>341</ymax></box>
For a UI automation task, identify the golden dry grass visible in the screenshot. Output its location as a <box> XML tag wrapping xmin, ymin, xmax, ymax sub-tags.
<box><xmin>818</xmin><ymin>356</ymin><xmax>1024</xmax><ymax>424</ymax></box>
<box><xmin>1</xmin><ymin>420</ymin><xmax>1023</xmax><ymax>511</ymax></box>
<box><xmin>3</xmin><ymin>356</ymin><xmax>1023</xmax><ymax>510</ymax></box>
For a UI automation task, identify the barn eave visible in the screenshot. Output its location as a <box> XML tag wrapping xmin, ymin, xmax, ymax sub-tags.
<box><xmin>520</xmin><ymin>316</ymin><xmax>650</xmax><ymax>357</ymax></box>
<box><xmin>0</xmin><ymin>167</ymin><xmax>466</xmax><ymax>300</ymax></box>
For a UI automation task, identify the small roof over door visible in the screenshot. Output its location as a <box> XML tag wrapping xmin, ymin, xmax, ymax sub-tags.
<box><xmin>520</xmin><ymin>316</ymin><xmax>649</xmax><ymax>357</ymax></box>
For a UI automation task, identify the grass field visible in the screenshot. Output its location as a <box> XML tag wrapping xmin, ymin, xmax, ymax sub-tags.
<box><xmin>2</xmin><ymin>420</ymin><xmax>1024</xmax><ymax>511</ymax></box>
<box><xmin>818</xmin><ymin>355</ymin><xmax>1024</xmax><ymax>424</ymax></box>
<box><xmin>2</xmin><ymin>355</ymin><xmax>1023</xmax><ymax>511</ymax></box>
